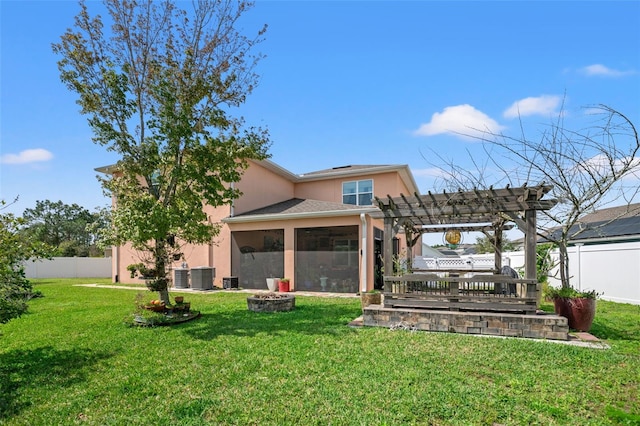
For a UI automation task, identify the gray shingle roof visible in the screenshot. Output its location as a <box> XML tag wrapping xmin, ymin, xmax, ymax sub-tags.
<box><xmin>569</xmin><ymin>216</ymin><xmax>640</xmax><ymax>241</ymax></box>
<box><xmin>546</xmin><ymin>203</ymin><xmax>640</xmax><ymax>243</ymax></box>
<box><xmin>301</xmin><ymin>165</ymin><xmax>391</xmax><ymax>176</ymax></box>
<box><xmin>578</xmin><ymin>203</ymin><xmax>640</xmax><ymax>223</ymax></box>
<box><xmin>233</xmin><ymin>198</ymin><xmax>370</xmax><ymax>217</ymax></box>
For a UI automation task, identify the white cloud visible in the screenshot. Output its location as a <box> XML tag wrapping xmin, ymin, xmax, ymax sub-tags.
<box><xmin>579</xmin><ymin>154</ymin><xmax>640</xmax><ymax>180</ymax></box>
<box><xmin>1</xmin><ymin>148</ymin><xmax>54</xmax><ymax>164</ymax></box>
<box><xmin>580</xmin><ymin>64</ymin><xmax>636</xmax><ymax>77</ymax></box>
<box><xmin>503</xmin><ymin>95</ymin><xmax>561</xmax><ymax>119</ymax></box>
<box><xmin>412</xmin><ymin>167</ymin><xmax>448</xmax><ymax>179</ymax></box>
<box><xmin>414</xmin><ymin>104</ymin><xmax>505</xmax><ymax>140</ymax></box>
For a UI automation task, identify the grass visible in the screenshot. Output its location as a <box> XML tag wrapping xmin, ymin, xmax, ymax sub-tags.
<box><xmin>1</xmin><ymin>278</ymin><xmax>639</xmax><ymax>425</ymax></box>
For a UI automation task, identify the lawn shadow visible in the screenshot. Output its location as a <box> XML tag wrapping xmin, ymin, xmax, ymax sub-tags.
<box><xmin>176</xmin><ymin>299</ymin><xmax>361</xmax><ymax>341</ymax></box>
<box><xmin>0</xmin><ymin>346</ymin><xmax>114</xmax><ymax>420</ymax></box>
<box><xmin>590</xmin><ymin>318</ymin><xmax>640</xmax><ymax>342</ymax></box>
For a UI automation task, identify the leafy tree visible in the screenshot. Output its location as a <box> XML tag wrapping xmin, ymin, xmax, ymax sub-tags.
<box><xmin>535</xmin><ymin>243</ymin><xmax>556</xmax><ymax>285</ymax></box>
<box><xmin>53</xmin><ymin>0</ymin><xmax>270</xmax><ymax>302</ymax></box>
<box><xmin>85</xmin><ymin>206</ymin><xmax>112</xmax><ymax>256</ymax></box>
<box><xmin>0</xmin><ymin>200</ymin><xmax>54</xmax><ymax>324</ymax></box>
<box><xmin>21</xmin><ymin>200</ymin><xmax>107</xmax><ymax>257</ymax></box>
<box><xmin>474</xmin><ymin>233</ymin><xmax>516</xmax><ymax>254</ymax></box>
<box><xmin>432</xmin><ymin>104</ymin><xmax>639</xmax><ymax>288</ymax></box>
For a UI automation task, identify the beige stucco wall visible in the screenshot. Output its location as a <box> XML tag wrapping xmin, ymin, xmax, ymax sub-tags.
<box><xmin>114</xmin><ymin>202</ymin><xmax>232</xmax><ymax>286</ymax></box>
<box><xmin>112</xmin><ymin>162</ymin><xmax>414</xmax><ymax>290</ymax></box>
<box><xmin>233</xmin><ymin>160</ymin><xmax>294</xmax><ymax>214</ymax></box>
<box><xmin>295</xmin><ymin>171</ymin><xmax>410</xmax><ymax>204</ymax></box>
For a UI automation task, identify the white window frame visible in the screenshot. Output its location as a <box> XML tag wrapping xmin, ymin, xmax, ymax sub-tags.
<box><xmin>342</xmin><ymin>179</ymin><xmax>373</xmax><ymax>206</ymax></box>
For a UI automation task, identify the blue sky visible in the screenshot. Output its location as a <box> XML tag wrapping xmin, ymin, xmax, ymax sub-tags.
<box><xmin>2</xmin><ymin>1</ymin><xmax>639</xmax><ymax>218</ymax></box>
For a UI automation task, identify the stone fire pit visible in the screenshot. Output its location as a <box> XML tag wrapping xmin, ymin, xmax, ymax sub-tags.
<box><xmin>247</xmin><ymin>293</ymin><xmax>296</xmax><ymax>312</ymax></box>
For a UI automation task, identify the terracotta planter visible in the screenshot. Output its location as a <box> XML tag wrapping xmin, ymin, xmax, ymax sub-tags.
<box><xmin>278</xmin><ymin>280</ymin><xmax>290</xmax><ymax>292</ymax></box>
<box><xmin>553</xmin><ymin>297</ymin><xmax>596</xmax><ymax>332</ymax></box>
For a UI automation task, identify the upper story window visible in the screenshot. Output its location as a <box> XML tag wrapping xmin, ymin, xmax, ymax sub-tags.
<box><xmin>342</xmin><ymin>179</ymin><xmax>373</xmax><ymax>205</ymax></box>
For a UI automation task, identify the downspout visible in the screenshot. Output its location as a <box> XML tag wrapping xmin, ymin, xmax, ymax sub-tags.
<box><xmin>113</xmin><ymin>244</ymin><xmax>119</xmax><ymax>283</ymax></box>
<box><xmin>360</xmin><ymin>213</ymin><xmax>367</xmax><ymax>293</ymax></box>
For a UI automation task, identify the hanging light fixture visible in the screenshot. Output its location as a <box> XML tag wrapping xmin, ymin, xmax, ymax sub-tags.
<box><xmin>443</xmin><ymin>229</ymin><xmax>462</xmax><ymax>249</ymax></box>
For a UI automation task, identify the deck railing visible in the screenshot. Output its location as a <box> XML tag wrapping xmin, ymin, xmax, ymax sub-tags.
<box><xmin>383</xmin><ymin>273</ymin><xmax>539</xmax><ymax>314</ymax></box>
<box><xmin>415</xmin><ymin>257</ymin><xmax>499</xmax><ymax>271</ymax></box>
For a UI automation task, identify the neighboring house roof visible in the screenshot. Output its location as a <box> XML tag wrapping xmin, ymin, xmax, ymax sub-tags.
<box><xmin>421</xmin><ymin>244</ymin><xmax>447</xmax><ymax>258</ymax></box>
<box><xmin>566</xmin><ymin>216</ymin><xmax>640</xmax><ymax>243</ymax></box>
<box><xmin>223</xmin><ymin>198</ymin><xmax>378</xmax><ymax>223</ymax></box>
<box><xmin>547</xmin><ymin>202</ymin><xmax>640</xmax><ymax>244</ymax></box>
<box><xmin>461</xmin><ymin>245</ymin><xmax>477</xmax><ymax>255</ymax></box>
<box><xmin>437</xmin><ymin>248</ymin><xmax>462</xmax><ymax>257</ymax></box>
<box><xmin>578</xmin><ymin>203</ymin><xmax>640</xmax><ymax>223</ymax></box>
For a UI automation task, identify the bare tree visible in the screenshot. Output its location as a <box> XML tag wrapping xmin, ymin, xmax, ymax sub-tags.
<box><xmin>429</xmin><ymin>105</ymin><xmax>640</xmax><ymax>289</ymax></box>
<box><xmin>53</xmin><ymin>0</ymin><xmax>270</xmax><ymax>302</ymax></box>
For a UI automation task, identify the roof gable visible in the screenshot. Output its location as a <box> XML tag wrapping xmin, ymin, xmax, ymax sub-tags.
<box><xmin>254</xmin><ymin>160</ymin><xmax>419</xmax><ymax>195</ymax></box>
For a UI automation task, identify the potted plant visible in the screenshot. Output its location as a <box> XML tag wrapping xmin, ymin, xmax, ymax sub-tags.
<box><xmin>278</xmin><ymin>278</ymin><xmax>290</xmax><ymax>292</ymax></box>
<box><xmin>360</xmin><ymin>289</ymin><xmax>382</xmax><ymax>312</ymax></box>
<box><xmin>547</xmin><ymin>286</ymin><xmax>601</xmax><ymax>332</ymax></box>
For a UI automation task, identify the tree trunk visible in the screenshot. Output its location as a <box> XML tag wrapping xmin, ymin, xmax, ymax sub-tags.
<box><xmin>558</xmin><ymin>243</ymin><xmax>570</xmax><ymax>288</ymax></box>
<box><xmin>158</xmin><ymin>288</ymin><xmax>169</xmax><ymax>305</ymax></box>
<box><xmin>155</xmin><ymin>240</ymin><xmax>169</xmax><ymax>303</ymax></box>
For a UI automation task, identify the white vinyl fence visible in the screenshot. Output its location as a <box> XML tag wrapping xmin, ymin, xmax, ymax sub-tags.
<box><xmin>546</xmin><ymin>242</ymin><xmax>640</xmax><ymax>305</ymax></box>
<box><xmin>24</xmin><ymin>257</ymin><xmax>112</xmax><ymax>279</ymax></box>
<box><xmin>453</xmin><ymin>243</ymin><xmax>640</xmax><ymax>305</ymax></box>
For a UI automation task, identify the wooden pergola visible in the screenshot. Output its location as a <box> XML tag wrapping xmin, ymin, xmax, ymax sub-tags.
<box><xmin>370</xmin><ymin>184</ymin><xmax>557</xmax><ymax>313</ymax></box>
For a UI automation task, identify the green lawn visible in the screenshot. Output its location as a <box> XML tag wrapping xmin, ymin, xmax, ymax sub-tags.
<box><xmin>1</xmin><ymin>279</ymin><xmax>639</xmax><ymax>425</ymax></box>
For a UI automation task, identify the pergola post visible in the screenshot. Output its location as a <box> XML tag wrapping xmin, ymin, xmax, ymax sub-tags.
<box><xmin>404</xmin><ymin>226</ymin><xmax>413</xmax><ymax>272</ymax></box>
<box><xmin>383</xmin><ymin>218</ymin><xmax>394</xmax><ymax>294</ymax></box>
<box><xmin>524</xmin><ymin>208</ymin><xmax>538</xmax><ymax>299</ymax></box>
<box><xmin>493</xmin><ymin>222</ymin><xmax>503</xmax><ymax>294</ymax></box>
<box><xmin>524</xmin><ymin>209</ymin><xmax>537</xmax><ymax>280</ymax></box>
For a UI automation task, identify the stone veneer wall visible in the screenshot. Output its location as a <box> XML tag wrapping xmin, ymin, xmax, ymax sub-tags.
<box><xmin>363</xmin><ymin>305</ymin><xmax>569</xmax><ymax>340</ymax></box>
<box><xmin>247</xmin><ymin>295</ymin><xmax>296</xmax><ymax>312</ymax></box>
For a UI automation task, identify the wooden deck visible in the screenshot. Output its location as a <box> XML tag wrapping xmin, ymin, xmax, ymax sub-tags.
<box><xmin>383</xmin><ymin>273</ymin><xmax>539</xmax><ymax>314</ymax></box>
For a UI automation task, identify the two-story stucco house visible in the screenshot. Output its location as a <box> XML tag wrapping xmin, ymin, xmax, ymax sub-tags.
<box><xmin>102</xmin><ymin>159</ymin><xmax>420</xmax><ymax>293</ymax></box>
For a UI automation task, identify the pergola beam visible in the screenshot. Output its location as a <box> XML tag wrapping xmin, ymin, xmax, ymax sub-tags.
<box><xmin>372</xmin><ymin>200</ymin><xmax>556</xmax><ymax>218</ymax></box>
